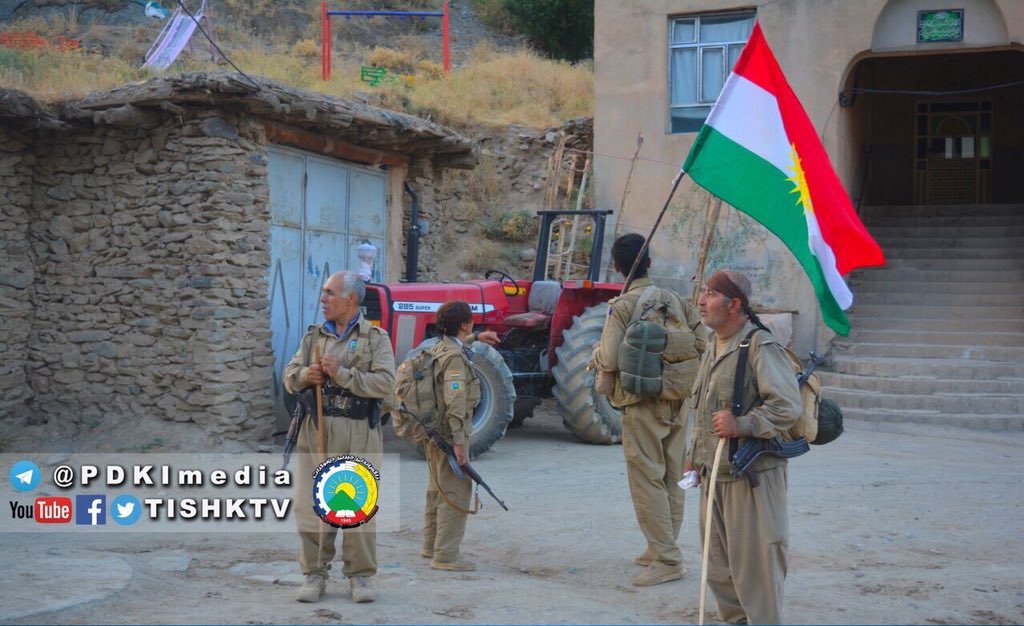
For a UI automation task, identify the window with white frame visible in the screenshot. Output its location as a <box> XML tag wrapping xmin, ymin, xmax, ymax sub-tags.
<box><xmin>669</xmin><ymin>12</ymin><xmax>755</xmax><ymax>134</ymax></box>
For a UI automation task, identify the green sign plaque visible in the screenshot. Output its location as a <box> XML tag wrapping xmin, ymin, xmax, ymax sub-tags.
<box><xmin>918</xmin><ymin>9</ymin><xmax>964</xmax><ymax>43</ymax></box>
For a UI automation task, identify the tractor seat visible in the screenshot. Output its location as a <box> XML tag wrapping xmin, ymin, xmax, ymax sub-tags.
<box><xmin>502</xmin><ymin>280</ymin><xmax>561</xmax><ymax>329</ymax></box>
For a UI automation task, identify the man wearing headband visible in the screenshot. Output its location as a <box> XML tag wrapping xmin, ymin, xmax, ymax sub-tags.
<box><xmin>595</xmin><ymin>233</ymin><xmax>706</xmax><ymax>587</ymax></box>
<box><xmin>687</xmin><ymin>269</ymin><xmax>802</xmax><ymax>624</ymax></box>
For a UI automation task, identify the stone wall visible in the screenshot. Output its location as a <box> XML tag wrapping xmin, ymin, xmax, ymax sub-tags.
<box><xmin>2</xmin><ymin>104</ymin><xmax>593</xmax><ymax>442</ymax></box>
<box><xmin>0</xmin><ymin>126</ymin><xmax>38</xmax><ymax>418</ymax></box>
<box><xmin>13</xmin><ymin>111</ymin><xmax>275</xmax><ymax>437</ymax></box>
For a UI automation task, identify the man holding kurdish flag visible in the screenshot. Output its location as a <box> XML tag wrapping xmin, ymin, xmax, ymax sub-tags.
<box><xmin>678</xmin><ymin>21</ymin><xmax>884</xmax><ymax>625</ymax></box>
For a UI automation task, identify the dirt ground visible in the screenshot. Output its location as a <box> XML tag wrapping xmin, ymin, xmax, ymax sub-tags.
<box><xmin>1</xmin><ymin>402</ymin><xmax>1022</xmax><ymax>625</ymax></box>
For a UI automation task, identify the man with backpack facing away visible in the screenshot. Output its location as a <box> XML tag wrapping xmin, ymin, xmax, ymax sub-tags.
<box><xmin>283</xmin><ymin>271</ymin><xmax>395</xmax><ymax>604</ymax></box>
<box><xmin>594</xmin><ymin>233</ymin><xmax>706</xmax><ymax>586</ymax></box>
<box><xmin>686</xmin><ymin>269</ymin><xmax>802</xmax><ymax>624</ymax></box>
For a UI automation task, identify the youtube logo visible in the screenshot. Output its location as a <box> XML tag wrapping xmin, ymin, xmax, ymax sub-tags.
<box><xmin>34</xmin><ymin>496</ymin><xmax>72</xmax><ymax>523</ymax></box>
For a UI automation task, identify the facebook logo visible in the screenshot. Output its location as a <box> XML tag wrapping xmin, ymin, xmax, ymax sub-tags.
<box><xmin>75</xmin><ymin>495</ymin><xmax>106</xmax><ymax>526</ymax></box>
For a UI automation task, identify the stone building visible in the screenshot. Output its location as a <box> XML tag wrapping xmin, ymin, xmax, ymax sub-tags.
<box><xmin>594</xmin><ymin>0</ymin><xmax>1024</xmax><ymax>430</ymax></box>
<box><xmin>594</xmin><ymin>0</ymin><xmax>1024</xmax><ymax>353</ymax></box>
<box><xmin>0</xmin><ymin>72</ymin><xmax>474</xmax><ymax>437</ymax></box>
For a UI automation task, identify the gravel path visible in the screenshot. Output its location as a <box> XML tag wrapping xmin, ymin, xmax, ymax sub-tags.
<box><xmin>2</xmin><ymin>403</ymin><xmax>1022</xmax><ymax>625</ymax></box>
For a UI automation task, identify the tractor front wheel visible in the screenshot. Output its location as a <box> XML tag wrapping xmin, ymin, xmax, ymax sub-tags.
<box><xmin>551</xmin><ymin>304</ymin><xmax>622</xmax><ymax>444</ymax></box>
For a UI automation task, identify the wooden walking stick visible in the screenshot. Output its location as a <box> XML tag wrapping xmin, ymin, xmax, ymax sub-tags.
<box><xmin>313</xmin><ymin>345</ymin><xmax>326</xmax><ymax>461</ymax></box>
<box><xmin>699</xmin><ymin>436</ymin><xmax>727</xmax><ymax>626</ymax></box>
<box><xmin>312</xmin><ymin>344</ymin><xmax>327</xmax><ymax>572</ymax></box>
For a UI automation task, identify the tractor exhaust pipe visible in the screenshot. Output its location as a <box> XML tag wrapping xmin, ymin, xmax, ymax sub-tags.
<box><xmin>404</xmin><ymin>181</ymin><xmax>420</xmax><ymax>283</ymax></box>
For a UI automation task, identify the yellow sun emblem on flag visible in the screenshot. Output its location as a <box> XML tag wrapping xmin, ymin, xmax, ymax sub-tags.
<box><xmin>786</xmin><ymin>144</ymin><xmax>813</xmax><ymax>214</ymax></box>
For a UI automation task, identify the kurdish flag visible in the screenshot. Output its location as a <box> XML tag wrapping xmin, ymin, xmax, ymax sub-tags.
<box><xmin>683</xmin><ymin>22</ymin><xmax>884</xmax><ymax>335</ymax></box>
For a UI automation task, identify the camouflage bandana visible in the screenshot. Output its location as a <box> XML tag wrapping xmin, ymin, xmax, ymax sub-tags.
<box><xmin>706</xmin><ymin>270</ymin><xmax>751</xmax><ymax>308</ymax></box>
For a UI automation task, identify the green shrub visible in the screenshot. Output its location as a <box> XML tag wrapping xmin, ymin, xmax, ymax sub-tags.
<box><xmin>460</xmin><ymin>239</ymin><xmax>521</xmax><ymax>273</ymax></box>
<box><xmin>481</xmin><ymin>209</ymin><xmax>537</xmax><ymax>242</ymax></box>
<box><xmin>0</xmin><ymin>48</ymin><xmax>42</xmax><ymax>78</ymax></box>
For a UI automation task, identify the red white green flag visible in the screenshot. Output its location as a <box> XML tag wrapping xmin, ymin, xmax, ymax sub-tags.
<box><xmin>683</xmin><ymin>22</ymin><xmax>884</xmax><ymax>335</ymax></box>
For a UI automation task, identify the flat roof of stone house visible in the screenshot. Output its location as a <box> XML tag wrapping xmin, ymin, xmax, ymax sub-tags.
<box><xmin>0</xmin><ymin>88</ymin><xmax>68</xmax><ymax>131</ymax></box>
<box><xmin>2</xmin><ymin>70</ymin><xmax>477</xmax><ymax>168</ymax></box>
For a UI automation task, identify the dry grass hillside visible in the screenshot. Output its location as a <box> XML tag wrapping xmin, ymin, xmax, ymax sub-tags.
<box><xmin>1</xmin><ymin>0</ymin><xmax>595</xmax><ymax>283</ymax></box>
<box><xmin>0</xmin><ymin>0</ymin><xmax>593</xmax><ymax>128</ymax></box>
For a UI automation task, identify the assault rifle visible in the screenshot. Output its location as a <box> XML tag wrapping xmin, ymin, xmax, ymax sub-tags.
<box><xmin>798</xmin><ymin>349</ymin><xmax>828</xmax><ymax>385</ymax></box>
<box><xmin>282</xmin><ymin>387</ymin><xmax>388</xmax><ymax>470</ymax></box>
<box><xmin>729</xmin><ymin>349</ymin><xmax>831</xmax><ymax>485</ymax></box>
<box><xmin>730</xmin><ymin>436</ymin><xmax>809</xmax><ymax>484</ymax></box>
<box><xmin>399</xmin><ymin>403</ymin><xmax>509</xmax><ymax>511</ymax></box>
<box><xmin>282</xmin><ymin>390</ymin><xmax>316</xmax><ymax>470</ymax></box>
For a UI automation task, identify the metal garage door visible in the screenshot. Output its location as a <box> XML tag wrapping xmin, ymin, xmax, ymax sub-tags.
<box><xmin>266</xmin><ymin>146</ymin><xmax>387</xmax><ymax>423</ymax></box>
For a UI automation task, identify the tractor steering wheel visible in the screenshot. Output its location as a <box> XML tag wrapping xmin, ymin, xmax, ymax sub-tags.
<box><xmin>483</xmin><ymin>269</ymin><xmax>520</xmax><ymax>294</ymax></box>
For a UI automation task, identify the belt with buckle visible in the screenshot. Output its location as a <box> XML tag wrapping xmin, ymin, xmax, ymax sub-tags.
<box><xmin>321</xmin><ymin>391</ymin><xmax>371</xmax><ymax>419</ymax></box>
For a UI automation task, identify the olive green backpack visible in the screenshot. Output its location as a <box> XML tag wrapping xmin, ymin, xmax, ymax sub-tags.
<box><xmin>617</xmin><ymin>287</ymin><xmax>701</xmax><ymax>400</ymax></box>
<box><xmin>392</xmin><ymin>348</ymin><xmax>440</xmax><ymax>444</ymax></box>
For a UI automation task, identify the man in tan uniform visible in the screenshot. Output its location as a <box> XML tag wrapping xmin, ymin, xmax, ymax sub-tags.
<box><xmin>596</xmin><ymin>234</ymin><xmax>706</xmax><ymax>586</ymax></box>
<box><xmin>687</xmin><ymin>269</ymin><xmax>802</xmax><ymax>624</ymax></box>
<box><xmin>284</xmin><ymin>271</ymin><xmax>395</xmax><ymax>604</ymax></box>
<box><xmin>420</xmin><ymin>301</ymin><xmax>496</xmax><ymax>572</ymax></box>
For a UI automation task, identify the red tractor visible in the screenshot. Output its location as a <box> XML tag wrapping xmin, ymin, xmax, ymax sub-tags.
<box><xmin>364</xmin><ymin>210</ymin><xmax>624</xmax><ymax>457</ymax></box>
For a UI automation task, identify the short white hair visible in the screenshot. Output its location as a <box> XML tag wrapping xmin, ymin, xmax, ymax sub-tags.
<box><xmin>332</xmin><ymin>271</ymin><xmax>365</xmax><ymax>303</ymax></box>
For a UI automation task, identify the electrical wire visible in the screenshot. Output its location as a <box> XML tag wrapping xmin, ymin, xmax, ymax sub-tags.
<box><xmin>561</xmin><ymin>146</ymin><xmax>682</xmax><ymax>169</ymax></box>
<box><xmin>841</xmin><ymin>79</ymin><xmax>1024</xmax><ymax>100</ymax></box>
<box><xmin>173</xmin><ymin>0</ymin><xmax>261</xmax><ymax>92</ymax></box>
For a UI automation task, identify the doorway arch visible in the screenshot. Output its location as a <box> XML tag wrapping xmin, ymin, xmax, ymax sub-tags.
<box><xmin>838</xmin><ymin>0</ymin><xmax>1023</xmax><ymax>206</ymax></box>
<box><xmin>840</xmin><ymin>35</ymin><xmax>1023</xmax><ymax>204</ymax></box>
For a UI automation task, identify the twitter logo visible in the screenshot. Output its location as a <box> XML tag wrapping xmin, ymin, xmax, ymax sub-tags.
<box><xmin>111</xmin><ymin>494</ymin><xmax>142</xmax><ymax>526</ymax></box>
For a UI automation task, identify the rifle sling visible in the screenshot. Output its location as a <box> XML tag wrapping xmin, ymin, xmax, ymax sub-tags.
<box><xmin>729</xmin><ymin>328</ymin><xmax>810</xmax><ymax>484</ymax></box>
<box><xmin>425</xmin><ymin>443</ymin><xmax>480</xmax><ymax>515</ymax></box>
<box><xmin>730</xmin><ymin>329</ymin><xmax>760</xmax><ymax>487</ymax></box>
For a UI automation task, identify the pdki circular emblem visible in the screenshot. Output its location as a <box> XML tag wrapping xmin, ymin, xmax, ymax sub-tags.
<box><xmin>312</xmin><ymin>454</ymin><xmax>380</xmax><ymax>529</ymax></box>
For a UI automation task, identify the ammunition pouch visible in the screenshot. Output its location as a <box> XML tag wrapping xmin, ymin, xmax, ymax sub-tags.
<box><xmin>730</xmin><ymin>435</ymin><xmax>810</xmax><ymax>480</ymax></box>
<box><xmin>321</xmin><ymin>385</ymin><xmax>380</xmax><ymax>423</ymax></box>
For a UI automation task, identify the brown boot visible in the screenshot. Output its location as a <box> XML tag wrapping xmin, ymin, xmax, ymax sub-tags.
<box><xmin>349</xmin><ymin>576</ymin><xmax>376</xmax><ymax>603</ymax></box>
<box><xmin>296</xmin><ymin>573</ymin><xmax>326</xmax><ymax>603</ymax></box>
<box><xmin>630</xmin><ymin>562</ymin><xmax>684</xmax><ymax>587</ymax></box>
<box><xmin>633</xmin><ymin>547</ymin><xmax>655</xmax><ymax>566</ymax></box>
<box><xmin>431</xmin><ymin>559</ymin><xmax>476</xmax><ymax>571</ymax></box>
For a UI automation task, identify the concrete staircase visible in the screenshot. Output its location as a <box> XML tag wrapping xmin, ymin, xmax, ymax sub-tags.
<box><xmin>821</xmin><ymin>203</ymin><xmax>1024</xmax><ymax>430</ymax></box>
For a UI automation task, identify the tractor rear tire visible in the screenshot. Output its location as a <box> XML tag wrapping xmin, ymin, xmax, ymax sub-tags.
<box><xmin>551</xmin><ymin>304</ymin><xmax>622</xmax><ymax>444</ymax></box>
<box><xmin>405</xmin><ymin>338</ymin><xmax>516</xmax><ymax>458</ymax></box>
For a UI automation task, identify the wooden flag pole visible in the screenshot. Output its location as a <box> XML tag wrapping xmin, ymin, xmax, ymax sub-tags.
<box><xmin>620</xmin><ymin>168</ymin><xmax>688</xmax><ymax>294</ymax></box>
